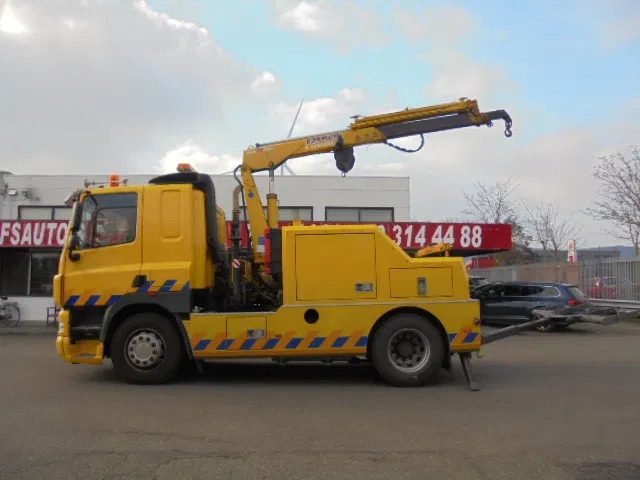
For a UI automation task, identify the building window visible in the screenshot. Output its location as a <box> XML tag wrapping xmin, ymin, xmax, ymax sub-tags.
<box><xmin>0</xmin><ymin>249</ymin><xmax>30</xmax><ymax>295</ymax></box>
<box><xmin>0</xmin><ymin>248</ymin><xmax>61</xmax><ymax>296</ymax></box>
<box><xmin>18</xmin><ymin>206</ymin><xmax>72</xmax><ymax>220</ymax></box>
<box><xmin>30</xmin><ymin>250</ymin><xmax>60</xmax><ymax>296</ymax></box>
<box><xmin>240</xmin><ymin>206</ymin><xmax>313</xmax><ymax>221</ymax></box>
<box><xmin>325</xmin><ymin>207</ymin><xmax>394</xmax><ymax>222</ymax></box>
<box><xmin>53</xmin><ymin>207</ymin><xmax>72</xmax><ymax>221</ymax></box>
<box><xmin>277</xmin><ymin>207</ymin><xmax>313</xmax><ymax>221</ymax></box>
<box><xmin>19</xmin><ymin>207</ymin><xmax>54</xmax><ymax>220</ymax></box>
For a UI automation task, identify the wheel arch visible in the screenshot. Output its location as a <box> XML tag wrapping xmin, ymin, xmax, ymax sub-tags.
<box><xmin>367</xmin><ymin>306</ymin><xmax>451</xmax><ymax>369</ymax></box>
<box><xmin>101</xmin><ymin>302</ymin><xmax>192</xmax><ymax>360</ymax></box>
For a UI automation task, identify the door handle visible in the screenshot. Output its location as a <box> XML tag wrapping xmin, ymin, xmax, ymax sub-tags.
<box><xmin>131</xmin><ymin>275</ymin><xmax>147</xmax><ymax>288</ymax></box>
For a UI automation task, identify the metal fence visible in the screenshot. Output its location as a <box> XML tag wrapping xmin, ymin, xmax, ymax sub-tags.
<box><xmin>472</xmin><ymin>258</ymin><xmax>640</xmax><ymax>301</ymax></box>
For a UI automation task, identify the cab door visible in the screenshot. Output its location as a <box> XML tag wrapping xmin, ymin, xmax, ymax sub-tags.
<box><xmin>61</xmin><ymin>189</ymin><xmax>142</xmax><ymax>308</ymax></box>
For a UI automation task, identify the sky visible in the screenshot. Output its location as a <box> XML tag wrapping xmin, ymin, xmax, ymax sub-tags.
<box><xmin>1</xmin><ymin>0</ymin><xmax>639</xmax><ymax>247</ymax></box>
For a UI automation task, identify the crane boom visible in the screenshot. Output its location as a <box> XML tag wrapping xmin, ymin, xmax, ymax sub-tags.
<box><xmin>238</xmin><ymin>98</ymin><xmax>512</xmax><ymax>262</ymax></box>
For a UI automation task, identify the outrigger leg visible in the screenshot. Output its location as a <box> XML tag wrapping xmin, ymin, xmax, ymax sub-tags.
<box><xmin>459</xmin><ymin>353</ymin><xmax>481</xmax><ymax>391</ymax></box>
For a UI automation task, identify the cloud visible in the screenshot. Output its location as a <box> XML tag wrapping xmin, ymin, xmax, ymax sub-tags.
<box><xmin>421</xmin><ymin>49</ymin><xmax>515</xmax><ymax>102</ymax></box>
<box><xmin>158</xmin><ymin>142</ymin><xmax>240</xmax><ymax>174</ymax></box>
<box><xmin>251</xmin><ymin>71</ymin><xmax>280</xmax><ymax>95</ymax></box>
<box><xmin>394</xmin><ymin>5</ymin><xmax>478</xmax><ymax>46</ymax></box>
<box><xmin>0</xmin><ymin>0</ymin><xmax>263</xmax><ymax>174</ymax></box>
<box><xmin>271</xmin><ymin>87</ymin><xmax>367</xmax><ymax>134</ymax></box>
<box><xmin>271</xmin><ymin>0</ymin><xmax>391</xmax><ymax>52</ymax></box>
<box><xmin>0</xmin><ymin>0</ymin><xmax>28</xmax><ymax>35</ymax></box>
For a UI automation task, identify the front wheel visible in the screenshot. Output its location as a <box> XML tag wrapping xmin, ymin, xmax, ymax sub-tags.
<box><xmin>371</xmin><ymin>313</ymin><xmax>445</xmax><ymax>387</ymax></box>
<box><xmin>110</xmin><ymin>313</ymin><xmax>184</xmax><ymax>384</ymax></box>
<box><xmin>0</xmin><ymin>304</ymin><xmax>20</xmax><ymax>328</ymax></box>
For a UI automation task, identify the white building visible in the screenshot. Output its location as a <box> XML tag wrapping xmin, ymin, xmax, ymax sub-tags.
<box><xmin>0</xmin><ymin>172</ymin><xmax>410</xmax><ymax>323</ymax></box>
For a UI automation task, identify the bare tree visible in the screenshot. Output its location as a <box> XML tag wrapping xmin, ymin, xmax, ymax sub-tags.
<box><xmin>588</xmin><ymin>146</ymin><xmax>640</xmax><ymax>255</ymax></box>
<box><xmin>463</xmin><ymin>179</ymin><xmax>518</xmax><ymax>223</ymax></box>
<box><xmin>463</xmin><ymin>179</ymin><xmax>534</xmax><ymax>263</ymax></box>
<box><xmin>524</xmin><ymin>201</ymin><xmax>581</xmax><ymax>262</ymax></box>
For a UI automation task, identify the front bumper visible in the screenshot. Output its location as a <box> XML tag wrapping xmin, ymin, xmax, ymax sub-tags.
<box><xmin>56</xmin><ymin>309</ymin><xmax>104</xmax><ymax>365</ymax></box>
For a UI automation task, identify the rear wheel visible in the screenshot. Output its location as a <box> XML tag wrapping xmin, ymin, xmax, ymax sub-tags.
<box><xmin>0</xmin><ymin>304</ymin><xmax>20</xmax><ymax>328</ymax></box>
<box><xmin>111</xmin><ymin>313</ymin><xmax>184</xmax><ymax>384</ymax></box>
<box><xmin>371</xmin><ymin>313</ymin><xmax>445</xmax><ymax>387</ymax></box>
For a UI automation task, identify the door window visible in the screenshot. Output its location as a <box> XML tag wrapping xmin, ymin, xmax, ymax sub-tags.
<box><xmin>503</xmin><ymin>285</ymin><xmax>525</xmax><ymax>297</ymax></box>
<box><xmin>482</xmin><ymin>285</ymin><xmax>505</xmax><ymax>297</ymax></box>
<box><xmin>77</xmin><ymin>193</ymin><xmax>137</xmax><ymax>249</ymax></box>
<box><xmin>535</xmin><ymin>286</ymin><xmax>560</xmax><ymax>297</ymax></box>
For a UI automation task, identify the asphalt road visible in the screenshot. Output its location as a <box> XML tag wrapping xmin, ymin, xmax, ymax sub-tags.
<box><xmin>1</xmin><ymin>323</ymin><xmax>640</xmax><ymax>480</ymax></box>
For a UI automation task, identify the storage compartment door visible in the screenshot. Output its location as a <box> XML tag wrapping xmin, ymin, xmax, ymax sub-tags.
<box><xmin>389</xmin><ymin>267</ymin><xmax>453</xmax><ymax>298</ymax></box>
<box><xmin>296</xmin><ymin>233</ymin><xmax>377</xmax><ymax>301</ymax></box>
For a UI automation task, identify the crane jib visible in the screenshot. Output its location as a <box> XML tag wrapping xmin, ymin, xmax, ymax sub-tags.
<box><xmin>377</xmin><ymin>110</ymin><xmax>513</xmax><ymax>140</ymax></box>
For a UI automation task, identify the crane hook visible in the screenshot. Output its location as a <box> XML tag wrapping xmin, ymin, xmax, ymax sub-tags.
<box><xmin>504</xmin><ymin>121</ymin><xmax>513</xmax><ymax>138</ymax></box>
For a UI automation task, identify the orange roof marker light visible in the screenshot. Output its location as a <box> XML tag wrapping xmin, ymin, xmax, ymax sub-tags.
<box><xmin>109</xmin><ymin>174</ymin><xmax>121</xmax><ymax>187</ymax></box>
<box><xmin>177</xmin><ymin>163</ymin><xmax>196</xmax><ymax>172</ymax></box>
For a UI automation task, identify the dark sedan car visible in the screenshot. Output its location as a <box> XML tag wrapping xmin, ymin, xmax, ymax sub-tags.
<box><xmin>472</xmin><ymin>281</ymin><xmax>587</xmax><ymax>331</ymax></box>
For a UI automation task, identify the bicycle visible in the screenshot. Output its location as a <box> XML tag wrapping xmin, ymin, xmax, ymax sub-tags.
<box><xmin>0</xmin><ymin>297</ymin><xmax>21</xmax><ymax>328</ymax></box>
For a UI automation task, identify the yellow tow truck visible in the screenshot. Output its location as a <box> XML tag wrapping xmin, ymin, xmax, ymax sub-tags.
<box><xmin>55</xmin><ymin>99</ymin><xmax>514</xmax><ymax>388</ymax></box>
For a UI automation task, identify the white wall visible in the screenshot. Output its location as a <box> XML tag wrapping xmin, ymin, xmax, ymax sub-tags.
<box><xmin>6</xmin><ymin>296</ymin><xmax>54</xmax><ymax>325</ymax></box>
<box><xmin>0</xmin><ymin>173</ymin><xmax>410</xmax><ymax>221</ymax></box>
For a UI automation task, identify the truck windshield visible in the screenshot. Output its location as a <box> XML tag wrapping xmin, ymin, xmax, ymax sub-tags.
<box><xmin>76</xmin><ymin>193</ymin><xmax>138</xmax><ymax>249</ymax></box>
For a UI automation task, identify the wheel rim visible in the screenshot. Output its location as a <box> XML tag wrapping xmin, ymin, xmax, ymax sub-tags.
<box><xmin>387</xmin><ymin>328</ymin><xmax>430</xmax><ymax>373</ymax></box>
<box><xmin>125</xmin><ymin>329</ymin><xmax>165</xmax><ymax>370</ymax></box>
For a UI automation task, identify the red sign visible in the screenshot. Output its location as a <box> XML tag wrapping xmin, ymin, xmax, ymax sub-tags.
<box><xmin>226</xmin><ymin>222</ymin><xmax>512</xmax><ymax>253</ymax></box>
<box><xmin>0</xmin><ymin>219</ymin><xmax>512</xmax><ymax>252</ymax></box>
<box><xmin>0</xmin><ymin>221</ymin><xmax>68</xmax><ymax>248</ymax></box>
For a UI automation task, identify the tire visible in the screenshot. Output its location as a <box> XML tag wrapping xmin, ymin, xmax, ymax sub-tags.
<box><xmin>110</xmin><ymin>313</ymin><xmax>184</xmax><ymax>384</ymax></box>
<box><xmin>371</xmin><ymin>313</ymin><xmax>445</xmax><ymax>387</ymax></box>
<box><xmin>0</xmin><ymin>304</ymin><xmax>20</xmax><ymax>328</ymax></box>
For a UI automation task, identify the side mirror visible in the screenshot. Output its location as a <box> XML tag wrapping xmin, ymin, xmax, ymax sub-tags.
<box><xmin>68</xmin><ymin>235</ymin><xmax>81</xmax><ymax>262</ymax></box>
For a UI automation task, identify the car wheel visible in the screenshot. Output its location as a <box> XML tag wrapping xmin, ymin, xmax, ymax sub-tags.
<box><xmin>111</xmin><ymin>313</ymin><xmax>184</xmax><ymax>384</ymax></box>
<box><xmin>371</xmin><ymin>313</ymin><xmax>445</xmax><ymax>387</ymax></box>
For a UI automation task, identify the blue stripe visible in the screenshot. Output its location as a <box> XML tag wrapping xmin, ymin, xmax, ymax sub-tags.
<box><xmin>264</xmin><ymin>338</ymin><xmax>280</xmax><ymax>350</ymax></box>
<box><xmin>355</xmin><ymin>336</ymin><xmax>368</xmax><ymax>347</ymax></box>
<box><xmin>332</xmin><ymin>336</ymin><xmax>348</xmax><ymax>348</ymax></box>
<box><xmin>138</xmin><ymin>280</ymin><xmax>154</xmax><ymax>293</ymax></box>
<box><xmin>258</xmin><ymin>236</ymin><xmax>265</xmax><ymax>245</ymax></box>
<box><xmin>65</xmin><ymin>295</ymin><xmax>80</xmax><ymax>307</ymax></box>
<box><xmin>181</xmin><ymin>281</ymin><xmax>190</xmax><ymax>292</ymax></box>
<box><xmin>240</xmin><ymin>338</ymin><xmax>257</xmax><ymax>350</ymax></box>
<box><xmin>159</xmin><ymin>280</ymin><xmax>176</xmax><ymax>292</ymax></box>
<box><xmin>85</xmin><ymin>295</ymin><xmax>101</xmax><ymax>306</ymax></box>
<box><xmin>463</xmin><ymin>332</ymin><xmax>478</xmax><ymax>344</ymax></box>
<box><xmin>107</xmin><ymin>295</ymin><xmax>122</xmax><ymax>306</ymax></box>
<box><xmin>309</xmin><ymin>337</ymin><xmax>325</xmax><ymax>348</ymax></box>
<box><xmin>286</xmin><ymin>338</ymin><xmax>302</xmax><ymax>349</ymax></box>
<box><xmin>217</xmin><ymin>339</ymin><xmax>234</xmax><ymax>350</ymax></box>
<box><xmin>448</xmin><ymin>333</ymin><xmax>457</xmax><ymax>342</ymax></box>
<box><xmin>194</xmin><ymin>340</ymin><xmax>210</xmax><ymax>351</ymax></box>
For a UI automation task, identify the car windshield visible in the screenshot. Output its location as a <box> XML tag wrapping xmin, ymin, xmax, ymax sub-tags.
<box><xmin>601</xmin><ymin>277</ymin><xmax>617</xmax><ymax>286</ymax></box>
<box><xmin>568</xmin><ymin>286</ymin><xmax>585</xmax><ymax>299</ymax></box>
